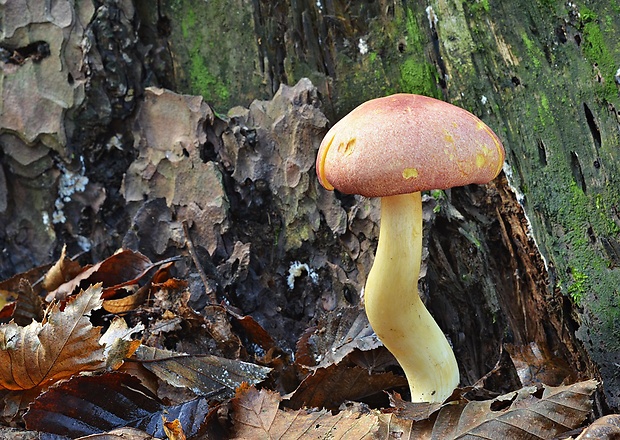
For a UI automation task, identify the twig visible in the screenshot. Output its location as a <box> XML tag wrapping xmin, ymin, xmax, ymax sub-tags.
<box><xmin>182</xmin><ymin>220</ymin><xmax>218</xmax><ymax>304</ymax></box>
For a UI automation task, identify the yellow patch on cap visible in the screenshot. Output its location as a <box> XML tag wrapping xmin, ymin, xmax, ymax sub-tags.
<box><xmin>402</xmin><ymin>167</ymin><xmax>419</xmax><ymax>179</ymax></box>
<box><xmin>476</xmin><ymin>122</ymin><xmax>505</xmax><ymax>177</ymax></box>
<box><xmin>317</xmin><ymin>134</ymin><xmax>335</xmax><ymax>191</ymax></box>
<box><xmin>338</xmin><ymin>138</ymin><xmax>356</xmax><ymax>156</ymax></box>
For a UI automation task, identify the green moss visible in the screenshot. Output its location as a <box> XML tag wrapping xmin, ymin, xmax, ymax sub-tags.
<box><xmin>534</xmin><ymin>92</ymin><xmax>556</xmax><ymax>135</ymax></box>
<box><xmin>580</xmin><ymin>9</ymin><xmax>618</xmax><ymax>102</ymax></box>
<box><xmin>399</xmin><ymin>58</ymin><xmax>440</xmax><ymax>98</ymax></box>
<box><xmin>189</xmin><ymin>51</ymin><xmax>230</xmax><ymax>102</ymax></box>
<box><xmin>521</xmin><ymin>32</ymin><xmax>544</xmax><ymax>69</ymax></box>
<box><xmin>537</xmin><ymin>0</ymin><xmax>557</xmax><ymax>7</ymax></box>
<box><xmin>468</xmin><ymin>0</ymin><xmax>490</xmax><ymax>14</ymax></box>
<box><xmin>181</xmin><ymin>7</ymin><xmax>196</xmax><ymax>40</ymax></box>
<box><xmin>580</xmin><ymin>6</ymin><xmax>598</xmax><ymax>23</ymax></box>
<box><xmin>568</xmin><ymin>270</ymin><xmax>588</xmax><ymax>306</ymax></box>
<box><xmin>398</xmin><ymin>9</ymin><xmax>440</xmax><ymax>98</ymax></box>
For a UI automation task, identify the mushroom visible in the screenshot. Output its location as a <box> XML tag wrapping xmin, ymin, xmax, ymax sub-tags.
<box><xmin>316</xmin><ymin>94</ymin><xmax>505</xmax><ymax>403</ymax></box>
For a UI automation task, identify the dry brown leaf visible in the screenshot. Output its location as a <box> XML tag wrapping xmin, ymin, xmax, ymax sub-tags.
<box><xmin>76</xmin><ymin>427</ymin><xmax>158</xmax><ymax>439</ymax></box>
<box><xmin>506</xmin><ymin>342</ymin><xmax>576</xmax><ymax>387</ymax></box>
<box><xmin>136</xmin><ymin>345</ymin><xmax>271</xmax><ymax>399</ymax></box>
<box><xmin>388</xmin><ymin>391</ymin><xmax>443</xmax><ymax>422</ymax></box>
<box><xmin>41</xmin><ymin>245</ymin><xmax>83</xmax><ymax>292</ymax></box>
<box><xmin>46</xmin><ymin>249</ymin><xmax>166</xmax><ymax>302</ymax></box>
<box><xmin>230</xmin><ymin>385</ymin><xmax>381</xmax><ymax>440</ymax></box>
<box><xmin>0</xmin><ymin>284</ymin><xmax>107</xmax><ymax>390</ymax></box>
<box><xmin>163</xmin><ymin>418</ymin><xmax>186</xmax><ymax>440</ymax></box>
<box><xmin>575</xmin><ymin>414</ymin><xmax>620</xmax><ymax>439</ymax></box>
<box><xmin>229</xmin><ymin>312</ymin><xmax>277</xmax><ymax>354</ymax></box>
<box><xmin>376</xmin><ymin>412</ymin><xmax>434</xmax><ymax>439</ymax></box>
<box><xmin>287</xmin><ymin>364</ymin><xmax>407</xmax><ymax>410</ymax></box>
<box><xmin>102</xmin><ymin>283</ymin><xmax>150</xmax><ymax>314</ymax></box>
<box><xmin>431</xmin><ymin>379</ymin><xmax>598</xmax><ymax>439</ymax></box>
<box><xmin>295</xmin><ymin>306</ymin><xmax>382</xmax><ymax>369</ymax></box>
<box><xmin>0</xmin><ymin>388</ymin><xmax>41</xmax><ymax>426</ymax></box>
<box><xmin>99</xmin><ymin>317</ymin><xmax>144</xmax><ymax>371</ymax></box>
<box><xmin>0</xmin><ymin>263</ymin><xmax>51</xmax><ymax>310</ymax></box>
<box><xmin>11</xmin><ymin>279</ymin><xmax>43</xmax><ymax>326</ymax></box>
<box><xmin>230</xmin><ymin>380</ymin><xmax>596</xmax><ymax>440</ymax></box>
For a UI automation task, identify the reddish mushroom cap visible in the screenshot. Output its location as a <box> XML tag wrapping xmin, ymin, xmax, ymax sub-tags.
<box><xmin>316</xmin><ymin>94</ymin><xmax>505</xmax><ymax>197</ymax></box>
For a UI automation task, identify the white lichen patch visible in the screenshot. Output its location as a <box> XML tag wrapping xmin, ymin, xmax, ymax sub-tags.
<box><xmin>502</xmin><ymin>162</ymin><xmax>548</xmax><ymax>271</ymax></box>
<box><xmin>425</xmin><ymin>5</ymin><xmax>438</xmax><ymax>29</ymax></box>
<box><xmin>287</xmin><ymin>261</ymin><xmax>319</xmax><ymax>290</ymax></box>
<box><xmin>52</xmin><ymin>158</ymin><xmax>89</xmax><ymax>224</ymax></box>
<box><xmin>358</xmin><ymin>38</ymin><xmax>369</xmax><ymax>55</ymax></box>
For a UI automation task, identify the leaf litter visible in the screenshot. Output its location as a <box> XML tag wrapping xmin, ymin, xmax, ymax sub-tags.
<box><xmin>0</xmin><ymin>246</ymin><xmax>601</xmax><ymax>439</ymax></box>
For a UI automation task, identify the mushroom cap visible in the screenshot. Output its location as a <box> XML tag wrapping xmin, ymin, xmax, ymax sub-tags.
<box><xmin>316</xmin><ymin>94</ymin><xmax>505</xmax><ymax>197</ymax></box>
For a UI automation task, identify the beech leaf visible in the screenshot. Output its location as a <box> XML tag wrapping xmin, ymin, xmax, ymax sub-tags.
<box><xmin>99</xmin><ymin>317</ymin><xmax>144</xmax><ymax>371</ymax></box>
<box><xmin>575</xmin><ymin>414</ymin><xmax>620</xmax><ymax>439</ymax></box>
<box><xmin>287</xmin><ymin>364</ymin><xmax>407</xmax><ymax>410</ymax></box>
<box><xmin>24</xmin><ymin>372</ymin><xmax>210</xmax><ymax>439</ymax></box>
<box><xmin>0</xmin><ymin>284</ymin><xmax>107</xmax><ymax>390</ymax></box>
<box><xmin>230</xmin><ymin>385</ymin><xmax>381</xmax><ymax>440</ymax></box>
<box><xmin>136</xmin><ymin>345</ymin><xmax>271</xmax><ymax>399</ymax></box>
<box><xmin>42</xmin><ymin>245</ymin><xmax>83</xmax><ymax>293</ymax></box>
<box><xmin>431</xmin><ymin>379</ymin><xmax>598</xmax><ymax>439</ymax></box>
<box><xmin>76</xmin><ymin>427</ymin><xmax>157</xmax><ymax>439</ymax></box>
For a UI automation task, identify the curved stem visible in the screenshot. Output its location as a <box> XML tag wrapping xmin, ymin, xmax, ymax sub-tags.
<box><xmin>364</xmin><ymin>192</ymin><xmax>459</xmax><ymax>402</ymax></box>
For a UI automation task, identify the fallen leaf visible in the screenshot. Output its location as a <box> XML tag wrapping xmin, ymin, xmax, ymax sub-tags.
<box><xmin>99</xmin><ymin>317</ymin><xmax>144</xmax><ymax>371</ymax></box>
<box><xmin>230</xmin><ymin>385</ymin><xmax>381</xmax><ymax>440</ymax></box>
<box><xmin>575</xmin><ymin>414</ymin><xmax>620</xmax><ymax>439</ymax></box>
<box><xmin>102</xmin><ymin>283</ymin><xmax>150</xmax><ymax>314</ymax></box>
<box><xmin>76</xmin><ymin>427</ymin><xmax>157</xmax><ymax>439</ymax></box>
<box><xmin>0</xmin><ymin>284</ymin><xmax>107</xmax><ymax>390</ymax></box>
<box><xmin>42</xmin><ymin>245</ymin><xmax>83</xmax><ymax>293</ymax></box>
<box><xmin>287</xmin><ymin>364</ymin><xmax>407</xmax><ymax>410</ymax></box>
<box><xmin>376</xmin><ymin>412</ymin><xmax>433</xmax><ymax>440</ymax></box>
<box><xmin>431</xmin><ymin>379</ymin><xmax>598</xmax><ymax>439</ymax></box>
<box><xmin>229</xmin><ymin>312</ymin><xmax>277</xmax><ymax>356</ymax></box>
<box><xmin>0</xmin><ymin>263</ymin><xmax>51</xmax><ymax>310</ymax></box>
<box><xmin>506</xmin><ymin>342</ymin><xmax>576</xmax><ymax>387</ymax></box>
<box><xmin>162</xmin><ymin>418</ymin><xmax>186</xmax><ymax>440</ymax></box>
<box><xmin>11</xmin><ymin>279</ymin><xmax>43</xmax><ymax>326</ymax></box>
<box><xmin>295</xmin><ymin>306</ymin><xmax>383</xmax><ymax>369</ymax></box>
<box><xmin>0</xmin><ymin>388</ymin><xmax>42</xmax><ymax>426</ymax></box>
<box><xmin>388</xmin><ymin>391</ymin><xmax>443</xmax><ymax>422</ymax></box>
<box><xmin>136</xmin><ymin>345</ymin><xmax>271</xmax><ymax>399</ymax></box>
<box><xmin>24</xmin><ymin>372</ymin><xmax>211</xmax><ymax>439</ymax></box>
<box><xmin>47</xmin><ymin>250</ymin><xmax>176</xmax><ymax>302</ymax></box>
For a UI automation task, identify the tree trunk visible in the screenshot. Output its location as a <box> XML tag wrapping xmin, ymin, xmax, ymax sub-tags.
<box><xmin>2</xmin><ymin>0</ymin><xmax>619</xmax><ymax>412</ymax></box>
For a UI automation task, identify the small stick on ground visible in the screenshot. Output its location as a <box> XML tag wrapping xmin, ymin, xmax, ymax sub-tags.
<box><xmin>183</xmin><ymin>220</ymin><xmax>218</xmax><ymax>304</ymax></box>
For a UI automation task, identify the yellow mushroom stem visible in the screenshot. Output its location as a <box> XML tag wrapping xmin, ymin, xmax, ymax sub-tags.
<box><xmin>364</xmin><ymin>192</ymin><xmax>459</xmax><ymax>403</ymax></box>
